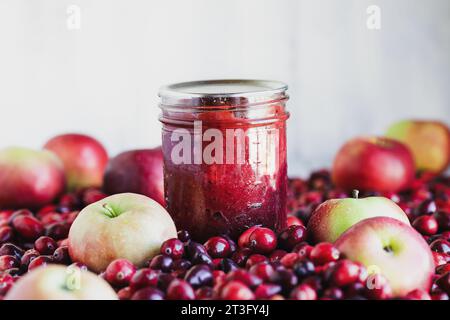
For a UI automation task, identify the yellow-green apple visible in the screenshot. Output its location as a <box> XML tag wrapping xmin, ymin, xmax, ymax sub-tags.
<box><xmin>332</xmin><ymin>136</ymin><xmax>415</xmax><ymax>193</ymax></box>
<box><xmin>0</xmin><ymin>147</ymin><xmax>65</xmax><ymax>209</ymax></box>
<box><xmin>335</xmin><ymin>217</ymin><xmax>434</xmax><ymax>297</ymax></box>
<box><xmin>5</xmin><ymin>264</ymin><xmax>117</xmax><ymax>300</ymax></box>
<box><xmin>308</xmin><ymin>191</ymin><xmax>410</xmax><ymax>243</ymax></box>
<box><xmin>386</xmin><ymin>120</ymin><xmax>450</xmax><ymax>174</ymax></box>
<box><xmin>44</xmin><ymin>133</ymin><xmax>108</xmax><ymax>191</ymax></box>
<box><xmin>68</xmin><ymin>193</ymin><xmax>176</xmax><ymax>272</ymax></box>
<box><xmin>103</xmin><ymin>148</ymin><xmax>164</xmax><ymax>206</ymax></box>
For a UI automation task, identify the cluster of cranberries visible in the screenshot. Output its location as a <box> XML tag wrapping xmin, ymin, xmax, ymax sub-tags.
<box><xmin>1</xmin><ymin>170</ymin><xmax>449</xmax><ymax>300</ymax></box>
<box><xmin>0</xmin><ymin>188</ymin><xmax>107</xmax><ymax>298</ymax></box>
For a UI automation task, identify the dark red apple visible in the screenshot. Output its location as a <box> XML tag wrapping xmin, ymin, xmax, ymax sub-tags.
<box><xmin>44</xmin><ymin>133</ymin><xmax>108</xmax><ymax>191</ymax></box>
<box><xmin>332</xmin><ymin>137</ymin><xmax>415</xmax><ymax>193</ymax></box>
<box><xmin>0</xmin><ymin>147</ymin><xmax>65</xmax><ymax>209</ymax></box>
<box><xmin>103</xmin><ymin>148</ymin><xmax>165</xmax><ymax>206</ymax></box>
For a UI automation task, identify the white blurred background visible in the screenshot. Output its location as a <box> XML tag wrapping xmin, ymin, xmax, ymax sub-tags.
<box><xmin>0</xmin><ymin>0</ymin><xmax>449</xmax><ymax>176</ymax></box>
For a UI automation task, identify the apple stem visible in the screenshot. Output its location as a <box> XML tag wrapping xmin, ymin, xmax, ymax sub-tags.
<box><xmin>102</xmin><ymin>203</ymin><xmax>118</xmax><ymax>218</ymax></box>
<box><xmin>352</xmin><ymin>190</ymin><xmax>359</xmax><ymax>199</ymax></box>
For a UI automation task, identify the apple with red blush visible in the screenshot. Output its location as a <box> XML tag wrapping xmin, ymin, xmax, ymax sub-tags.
<box><xmin>332</xmin><ymin>136</ymin><xmax>415</xmax><ymax>193</ymax></box>
<box><xmin>103</xmin><ymin>148</ymin><xmax>165</xmax><ymax>206</ymax></box>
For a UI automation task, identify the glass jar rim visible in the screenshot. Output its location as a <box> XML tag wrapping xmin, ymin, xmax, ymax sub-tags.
<box><xmin>159</xmin><ymin>79</ymin><xmax>288</xmax><ymax>108</ymax></box>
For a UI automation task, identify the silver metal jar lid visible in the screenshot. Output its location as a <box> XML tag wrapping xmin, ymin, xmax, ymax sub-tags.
<box><xmin>159</xmin><ymin>79</ymin><xmax>288</xmax><ymax>107</ymax></box>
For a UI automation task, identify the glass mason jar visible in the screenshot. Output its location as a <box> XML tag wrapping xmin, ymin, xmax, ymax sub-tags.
<box><xmin>159</xmin><ymin>80</ymin><xmax>289</xmax><ymax>241</ymax></box>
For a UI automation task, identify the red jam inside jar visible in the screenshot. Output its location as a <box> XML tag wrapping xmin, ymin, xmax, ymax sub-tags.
<box><xmin>159</xmin><ymin>80</ymin><xmax>289</xmax><ymax>240</ymax></box>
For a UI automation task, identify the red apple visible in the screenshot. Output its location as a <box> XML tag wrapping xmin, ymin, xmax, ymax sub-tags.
<box><xmin>332</xmin><ymin>136</ymin><xmax>415</xmax><ymax>193</ymax></box>
<box><xmin>5</xmin><ymin>264</ymin><xmax>117</xmax><ymax>300</ymax></box>
<box><xmin>68</xmin><ymin>193</ymin><xmax>176</xmax><ymax>272</ymax></box>
<box><xmin>335</xmin><ymin>217</ymin><xmax>434</xmax><ymax>297</ymax></box>
<box><xmin>103</xmin><ymin>148</ymin><xmax>164</xmax><ymax>206</ymax></box>
<box><xmin>0</xmin><ymin>147</ymin><xmax>65</xmax><ymax>209</ymax></box>
<box><xmin>308</xmin><ymin>192</ymin><xmax>410</xmax><ymax>243</ymax></box>
<box><xmin>386</xmin><ymin>120</ymin><xmax>450</xmax><ymax>174</ymax></box>
<box><xmin>44</xmin><ymin>133</ymin><xmax>108</xmax><ymax>191</ymax></box>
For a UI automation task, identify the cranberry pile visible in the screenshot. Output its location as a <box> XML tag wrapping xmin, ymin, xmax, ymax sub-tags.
<box><xmin>0</xmin><ymin>171</ymin><xmax>449</xmax><ymax>300</ymax></box>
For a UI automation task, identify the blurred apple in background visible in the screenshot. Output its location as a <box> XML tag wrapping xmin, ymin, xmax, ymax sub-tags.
<box><xmin>5</xmin><ymin>265</ymin><xmax>117</xmax><ymax>300</ymax></box>
<box><xmin>332</xmin><ymin>136</ymin><xmax>415</xmax><ymax>193</ymax></box>
<box><xmin>68</xmin><ymin>193</ymin><xmax>176</xmax><ymax>272</ymax></box>
<box><xmin>386</xmin><ymin>120</ymin><xmax>450</xmax><ymax>174</ymax></box>
<box><xmin>308</xmin><ymin>191</ymin><xmax>410</xmax><ymax>243</ymax></box>
<box><xmin>103</xmin><ymin>148</ymin><xmax>165</xmax><ymax>206</ymax></box>
<box><xmin>335</xmin><ymin>216</ymin><xmax>434</xmax><ymax>297</ymax></box>
<box><xmin>0</xmin><ymin>147</ymin><xmax>65</xmax><ymax>209</ymax></box>
<box><xmin>44</xmin><ymin>133</ymin><xmax>108</xmax><ymax>191</ymax></box>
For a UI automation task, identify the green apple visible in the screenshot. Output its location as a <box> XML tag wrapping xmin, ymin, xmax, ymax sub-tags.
<box><xmin>68</xmin><ymin>193</ymin><xmax>177</xmax><ymax>272</ymax></box>
<box><xmin>335</xmin><ymin>217</ymin><xmax>434</xmax><ymax>297</ymax></box>
<box><xmin>5</xmin><ymin>264</ymin><xmax>117</xmax><ymax>300</ymax></box>
<box><xmin>307</xmin><ymin>191</ymin><xmax>410</xmax><ymax>243</ymax></box>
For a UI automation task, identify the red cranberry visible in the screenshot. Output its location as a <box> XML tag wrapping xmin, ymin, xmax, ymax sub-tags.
<box><xmin>412</xmin><ymin>215</ymin><xmax>439</xmax><ymax>235</ymax></box>
<box><xmin>249</xmin><ymin>262</ymin><xmax>275</xmax><ymax>282</ymax></box>
<box><xmin>430</xmin><ymin>239</ymin><xmax>450</xmax><ymax>255</ymax></box>
<box><xmin>82</xmin><ymin>189</ymin><xmax>107</xmax><ymax>205</ymax></box>
<box><xmin>157</xmin><ymin>273</ymin><xmax>176</xmax><ymax>291</ymax></box>
<box><xmin>237</xmin><ymin>225</ymin><xmax>259</xmax><ymax>248</ymax></box>
<box><xmin>345</xmin><ymin>281</ymin><xmax>365</xmax><ymax>298</ymax></box>
<box><xmin>131</xmin><ymin>287</ymin><xmax>165</xmax><ymax>300</ymax></box>
<box><xmin>177</xmin><ymin>230</ymin><xmax>191</xmax><ymax>243</ymax></box>
<box><xmin>20</xmin><ymin>249</ymin><xmax>40</xmax><ymax>268</ymax></box>
<box><xmin>322</xmin><ymin>287</ymin><xmax>344</xmax><ymax>300</ymax></box>
<box><xmin>280</xmin><ymin>253</ymin><xmax>300</xmax><ymax>268</ymax></box>
<box><xmin>160</xmin><ymin>238</ymin><xmax>184</xmax><ymax>259</ymax></box>
<box><xmin>0</xmin><ymin>243</ymin><xmax>24</xmax><ymax>259</ymax></box>
<box><xmin>254</xmin><ymin>283</ymin><xmax>282</xmax><ymax>299</ymax></box>
<box><xmin>129</xmin><ymin>268</ymin><xmax>160</xmax><ymax>290</ymax></box>
<box><xmin>269</xmin><ymin>249</ymin><xmax>287</xmax><ymax>263</ymax></box>
<box><xmin>186</xmin><ymin>242</ymin><xmax>213</xmax><ymax>266</ymax></box>
<box><xmin>45</xmin><ymin>222</ymin><xmax>70</xmax><ymax>240</ymax></box>
<box><xmin>0</xmin><ymin>255</ymin><xmax>20</xmax><ymax>271</ymax></box>
<box><xmin>405</xmin><ymin>289</ymin><xmax>431</xmax><ymax>300</ymax></box>
<box><xmin>117</xmin><ymin>286</ymin><xmax>132</xmax><ymax>300</ymax></box>
<box><xmin>204</xmin><ymin>237</ymin><xmax>231</xmax><ymax>258</ymax></box>
<box><xmin>247</xmin><ymin>227</ymin><xmax>277</xmax><ymax>254</ymax></box>
<box><xmin>167</xmin><ymin>279</ymin><xmax>195</xmax><ymax>300</ymax></box>
<box><xmin>231</xmin><ymin>248</ymin><xmax>252</xmax><ymax>267</ymax></box>
<box><xmin>286</xmin><ymin>216</ymin><xmax>304</xmax><ymax>227</ymax></box>
<box><xmin>220</xmin><ymin>281</ymin><xmax>255</xmax><ymax>300</ymax></box>
<box><xmin>105</xmin><ymin>259</ymin><xmax>136</xmax><ymax>287</ymax></box>
<box><xmin>172</xmin><ymin>259</ymin><xmax>192</xmax><ymax>272</ymax></box>
<box><xmin>52</xmin><ymin>246</ymin><xmax>71</xmax><ymax>264</ymax></box>
<box><xmin>0</xmin><ymin>272</ymin><xmax>14</xmax><ymax>295</ymax></box>
<box><xmin>432</xmin><ymin>251</ymin><xmax>449</xmax><ymax>267</ymax></box>
<box><xmin>219</xmin><ymin>258</ymin><xmax>238</xmax><ymax>273</ymax></box>
<box><xmin>40</xmin><ymin>213</ymin><xmax>63</xmax><ymax>226</ymax></box>
<box><xmin>226</xmin><ymin>269</ymin><xmax>262</xmax><ymax>289</ymax></box>
<box><xmin>28</xmin><ymin>255</ymin><xmax>52</xmax><ymax>270</ymax></box>
<box><xmin>364</xmin><ymin>273</ymin><xmax>393</xmax><ymax>299</ymax></box>
<box><xmin>292</xmin><ymin>242</ymin><xmax>313</xmax><ymax>260</ymax></box>
<box><xmin>329</xmin><ymin>260</ymin><xmax>360</xmax><ymax>287</ymax></box>
<box><xmin>184</xmin><ymin>264</ymin><xmax>213</xmax><ymax>289</ymax></box>
<box><xmin>293</xmin><ymin>260</ymin><xmax>315</xmax><ymax>279</ymax></box>
<box><xmin>149</xmin><ymin>254</ymin><xmax>173</xmax><ymax>272</ymax></box>
<box><xmin>418</xmin><ymin>199</ymin><xmax>437</xmax><ymax>215</ymax></box>
<box><xmin>34</xmin><ymin>236</ymin><xmax>57</xmax><ymax>255</ymax></box>
<box><xmin>195</xmin><ymin>287</ymin><xmax>213</xmax><ymax>299</ymax></box>
<box><xmin>434</xmin><ymin>211</ymin><xmax>450</xmax><ymax>232</ymax></box>
<box><xmin>436</xmin><ymin>263</ymin><xmax>450</xmax><ymax>275</ymax></box>
<box><xmin>7</xmin><ymin>209</ymin><xmax>33</xmax><ymax>225</ymax></box>
<box><xmin>0</xmin><ymin>227</ymin><xmax>14</xmax><ymax>244</ymax></box>
<box><xmin>432</xmin><ymin>291</ymin><xmax>449</xmax><ymax>300</ymax></box>
<box><xmin>310</xmin><ymin>243</ymin><xmax>340</xmax><ymax>265</ymax></box>
<box><xmin>245</xmin><ymin>254</ymin><xmax>268</xmax><ymax>269</ymax></box>
<box><xmin>12</xmin><ymin>215</ymin><xmax>43</xmax><ymax>241</ymax></box>
<box><xmin>436</xmin><ymin>272</ymin><xmax>450</xmax><ymax>294</ymax></box>
<box><xmin>278</xmin><ymin>225</ymin><xmax>307</xmax><ymax>250</ymax></box>
<box><xmin>290</xmin><ymin>284</ymin><xmax>317</xmax><ymax>300</ymax></box>
<box><xmin>270</xmin><ymin>269</ymin><xmax>298</xmax><ymax>293</ymax></box>
<box><xmin>59</xmin><ymin>193</ymin><xmax>80</xmax><ymax>209</ymax></box>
